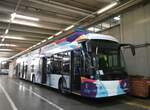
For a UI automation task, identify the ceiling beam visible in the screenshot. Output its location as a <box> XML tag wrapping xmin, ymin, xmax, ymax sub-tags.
<box><xmin>28</xmin><ymin>0</ymin><xmax>93</xmax><ymax>16</ymax></box>
<box><xmin>81</xmin><ymin>0</ymin><xmax>145</xmax><ymax>28</ymax></box>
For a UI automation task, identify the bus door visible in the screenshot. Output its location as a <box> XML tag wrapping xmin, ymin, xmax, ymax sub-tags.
<box><xmin>72</xmin><ymin>49</ymin><xmax>83</xmax><ymax>91</ymax></box>
<box><xmin>22</xmin><ymin>62</ymin><xmax>24</xmax><ymax>78</ymax></box>
<box><xmin>16</xmin><ymin>64</ymin><xmax>20</xmax><ymax>78</ymax></box>
<box><xmin>24</xmin><ymin>65</ymin><xmax>28</xmax><ymax>79</ymax></box>
<box><xmin>40</xmin><ymin>57</ymin><xmax>47</xmax><ymax>84</ymax></box>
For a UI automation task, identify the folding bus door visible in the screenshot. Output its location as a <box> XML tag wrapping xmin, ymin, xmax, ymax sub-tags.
<box><xmin>71</xmin><ymin>49</ymin><xmax>83</xmax><ymax>92</ymax></box>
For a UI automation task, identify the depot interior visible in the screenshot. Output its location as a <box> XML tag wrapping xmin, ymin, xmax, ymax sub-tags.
<box><xmin>0</xmin><ymin>0</ymin><xmax>150</xmax><ymax>110</ymax></box>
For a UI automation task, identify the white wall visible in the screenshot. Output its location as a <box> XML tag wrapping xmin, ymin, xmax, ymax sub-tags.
<box><xmin>121</xmin><ymin>3</ymin><xmax>150</xmax><ymax>77</ymax></box>
<box><xmin>101</xmin><ymin>25</ymin><xmax>121</xmax><ymax>41</ymax></box>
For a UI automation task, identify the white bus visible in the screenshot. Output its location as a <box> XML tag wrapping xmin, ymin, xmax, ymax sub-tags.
<box><xmin>16</xmin><ymin>30</ymin><xmax>135</xmax><ymax>98</ymax></box>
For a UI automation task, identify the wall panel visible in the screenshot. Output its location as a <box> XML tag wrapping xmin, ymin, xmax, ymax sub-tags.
<box><xmin>121</xmin><ymin>3</ymin><xmax>150</xmax><ymax>77</ymax></box>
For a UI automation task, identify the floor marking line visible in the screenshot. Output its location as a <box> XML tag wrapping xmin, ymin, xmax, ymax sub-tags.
<box><xmin>0</xmin><ymin>83</ymin><xmax>18</xmax><ymax>110</ymax></box>
<box><xmin>121</xmin><ymin>101</ymin><xmax>150</xmax><ymax>110</ymax></box>
<box><xmin>13</xmin><ymin>81</ymin><xmax>64</xmax><ymax>110</ymax></box>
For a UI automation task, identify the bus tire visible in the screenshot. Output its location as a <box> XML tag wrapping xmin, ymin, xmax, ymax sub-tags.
<box><xmin>59</xmin><ymin>78</ymin><xmax>67</xmax><ymax>94</ymax></box>
<box><xmin>32</xmin><ymin>75</ymin><xmax>35</xmax><ymax>84</ymax></box>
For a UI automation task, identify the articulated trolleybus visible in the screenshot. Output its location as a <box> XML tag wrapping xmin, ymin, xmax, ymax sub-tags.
<box><xmin>16</xmin><ymin>30</ymin><xmax>135</xmax><ymax>98</ymax></box>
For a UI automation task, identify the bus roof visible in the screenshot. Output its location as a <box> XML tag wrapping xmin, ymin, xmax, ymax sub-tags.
<box><xmin>52</xmin><ymin>31</ymin><xmax>119</xmax><ymax>45</ymax></box>
<box><xmin>40</xmin><ymin>31</ymin><xmax>119</xmax><ymax>56</ymax></box>
<box><xmin>85</xmin><ymin>33</ymin><xmax>119</xmax><ymax>43</ymax></box>
<box><xmin>17</xmin><ymin>30</ymin><xmax>120</xmax><ymax>59</ymax></box>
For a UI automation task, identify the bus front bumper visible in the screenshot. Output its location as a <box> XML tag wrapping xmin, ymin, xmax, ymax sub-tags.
<box><xmin>81</xmin><ymin>77</ymin><xmax>128</xmax><ymax>98</ymax></box>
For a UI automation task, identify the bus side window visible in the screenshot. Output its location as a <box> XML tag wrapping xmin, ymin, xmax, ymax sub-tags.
<box><xmin>51</xmin><ymin>54</ymin><xmax>62</xmax><ymax>74</ymax></box>
<box><xmin>31</xmin><ymin>65</ymin><xmax>34</xmax><ymax>72</ymax></box>
<box><xmin>62</xmin><ymin>52</ymin><xmax>71</xmax><ymax>74</ymax></box>
<box><xmin>47</xmin><ymin>58</ymin><xmax>52</xmax><ymax>74</ymax></box>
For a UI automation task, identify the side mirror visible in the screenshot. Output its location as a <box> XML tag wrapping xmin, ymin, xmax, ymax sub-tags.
<box><xmin>129</xmin><ymin>44</ymin><xmax>135</xmax><ymax>56</ymax></box>
<box><xmin>119</xmin><ymin>44</ymin><xmax>135</xmax><ymax>56</ymax></box>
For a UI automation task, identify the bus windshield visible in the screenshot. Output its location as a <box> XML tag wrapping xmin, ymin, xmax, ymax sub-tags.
<box><xmin>87</xmin><ymin>40</ymin><xmax>124</xmax><ymax>71</ymax></box>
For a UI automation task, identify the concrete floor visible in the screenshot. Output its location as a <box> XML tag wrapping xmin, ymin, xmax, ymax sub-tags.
<box><xmin>0</xmin><ymin>76</ymin><xmax>149</xmax><ymax>110</ymax></box>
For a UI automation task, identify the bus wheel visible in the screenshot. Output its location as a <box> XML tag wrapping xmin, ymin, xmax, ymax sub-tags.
<box><xmin>32</xmin><ymin>75</ymin><xmax>35</xmax><ymax>84</ymax></box>
<box><xmin>59</xmin><ymin>79</ymin><xmax>67</xmax><ymax>94</ymax></box>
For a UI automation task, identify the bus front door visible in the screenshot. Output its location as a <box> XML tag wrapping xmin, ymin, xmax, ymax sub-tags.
<box><xmin>72</xmin><ymin>50</ymin><xmax>83</xmax><ymax>92</ymax></box>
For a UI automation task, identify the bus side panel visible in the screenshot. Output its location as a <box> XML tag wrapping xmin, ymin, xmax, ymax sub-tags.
<box><xmin>49</xmin><ymin>74</ymin><xmax>62</xmax><ymax>89</ymax></box>
<box><xmin>35</xmin><ymin>66</ymin><xmax>41</xmax><ymax>84</ymax></box>
<box><xmin>63</xmin><ymin>75</ymin><xmax>70</xmax><ymax>89</ymax></box>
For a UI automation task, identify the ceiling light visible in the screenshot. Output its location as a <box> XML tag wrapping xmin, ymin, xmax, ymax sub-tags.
<box><xmin>33</xmin><ymin>45</ymin><xmax>36</xmax><ymax>47</ymax></box>
<box><xmin>48</xmin><ymin>36</ymin><xmax>54</xmax><ymax>40</ymax></box>
<box><xmin>114</xmin><ymin>15</ymin><xmax>120</xmax><ymax>21</ymax></box>
<box><xmin>1</xmin><ymin>38</ymin><xmax>5</xmax><ymax>42</ymax></box>
<box><xmin>5</xmin><ymin>29</ymin><xmax>9</xmax><ymax>34</ymax></box>
<box><xmin>11</xmin><ymin>13</ymin><xmax>39</xmax><ymax>21</ymax></box>
<box><xmin>64</xmin><ymin>25</ymin><xmax>75</xmax><ymax>31</ymax></box>
<box><xmin>88</xmin><ymin>27</ymin><xmax>101</xmax><ymax>32</ymax></box>
<box><xmin>12</xmin><ymin>20</ymin><xmax>40</xmax><ymax>27</ymax></box>
<box><xmin>97</xmin><ymin>2</ymin><xmax>118</xmax><ymax>14</ymax></box>
<box><xmin>11</xmin><ymin>13</ymin><xmax>16</xmax><ymax>21</ymax></box>
<box><xmin>0</xmin><ymin>49</ymin><xmax>13</xmax><ymax>52</ymax></box>
<box><xmin>0</xmin><ymin>58</ymin><xmax>8</xmax><ymax>62</ymax></box>
<box><xmin>1</xmin><ymin>61</ymin><xmax>7</xmax><ymax>64</ymax></box>
<box><xmin>42</xmin><ymin>39</ymin><xmax>46</xmax><ymax>43</ymax></box>
<box><xmin>0</xmin><ymin>44</ymin><xmax>16</xmax><ymax>47</ymax></box>
<box><xmin>4</xmin><ymin>36</ymin><xmax>26</xmax><ymax>40</ymax></box>
<box><xmin>102</xmin><ymin>23</ymin><xmax>110</xmax><ymax>28</ymax></box>
<box><xmin>37</xmin><ymin>42</ymin><xmax>41</xmax><ymax>45</ymax></box>
<box><xmin>55</xmin><ymin>31</ymin><xmax>63</xmax><ymax>36</ymax></box>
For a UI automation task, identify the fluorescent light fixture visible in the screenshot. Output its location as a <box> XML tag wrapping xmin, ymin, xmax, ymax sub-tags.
<box><xmin>64</xmin><ymin>25</ymin><xmax>74</xmax><ymax>31</ymax></box>
<box><xmin>0</xmin><ymin>49</ymin><xmax>13</xmax><ymax>52</ymax></box>
<box><xmin>12</xmin><ymin>20</ymin><xmax>39</xmax><ymax>27</ymax></box>
<box><xmin>97</xmin><ymin>2</ymin><xmax>118</xmax><ymax>14</ymax></box>
<box><xmin>48</xmin><ymin>36</ymin><xmax>54</xmax><ymax>40</ymax></box>
<box><xmin>33</xmin><ymin>45</ymin><xmax>36</xmax><ymax>47</ymax></box>
<box><xmin>102</xmin><ymin>23</ymin><xmax>110</xmax><ymax>28</ymax></box>
<box><xmin>114</xmin><ymin>15</ymin><xmax>120</xmax><ymax>21</ymax></box>
<box><xmin>42</xmin><ymin>39</ymin><xmax>46</xmax><ymax>43</ymax></box>
<box><xmin>0</xmin><ymin>44</ymin><xmax>16</xmax><ymax>47</ymax></box>
<box><xmin>37</xmin><ymin>42</ymin><xmax>41</xmax><ymax>45</ymax></box>
<box><xmin>5</xmin><ymin>29</ymin><xmax>9</xmax><ymax>34</ymax></box>
<box><xmin>1</xmin><ymin>38</ymin><xmax>5</xmax><ymax>42</ymax></box>
<box><xmin>88</xmin><ymin>27</ymin><xmax>101</xmax><ymax>32</ymax></box>
<box><xmin>1</xmin><ymin>61</ymin><xmax>7</xmax><ymax>64</ymax></box>
<box><xmin>11</xmin><ymin>13</ymin><xmax>39</xmax><ymax>21</ymax></box>
<box><xmin>4</xmin><ymin>36</ymin><xmax>26</xmax><ymax>40</ymax></box>
<box><xmin>11</xmin><ymin>13</ymin><xmax>16</xmax><ymax>21</ymax></box>
<box><xmin>0</xmin><ymin>58</ymin><xmax>8</xmax><ymax>62</ymax></box>
<box><xmin>55</xmin><ymin>31</ymin><xmax>63</xmax><ymax>36</ymax></box>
